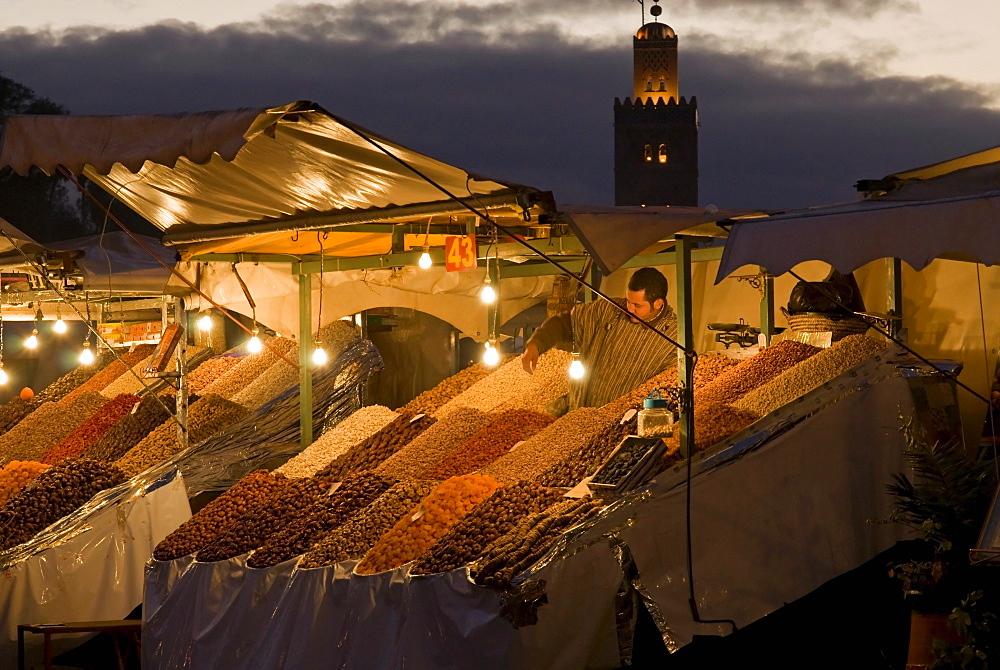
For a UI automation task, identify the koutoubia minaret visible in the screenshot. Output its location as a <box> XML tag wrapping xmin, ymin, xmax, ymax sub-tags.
<box><xmin>614</xmin><ymin>0</ymin><xmax>698</xmax><ymax>206</ymax></box>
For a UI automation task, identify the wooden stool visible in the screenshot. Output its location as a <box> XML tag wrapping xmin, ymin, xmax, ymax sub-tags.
<box><xmin>17</xmin><ymin>620</ymin><xmax>141</xmax><ymax>670</ymax></box>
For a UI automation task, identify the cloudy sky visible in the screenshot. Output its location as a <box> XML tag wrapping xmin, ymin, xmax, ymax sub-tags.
<box><xmin>0</xmin><ymin>0</ymin><xmax>998</xmax><ymax>209</ymax></box>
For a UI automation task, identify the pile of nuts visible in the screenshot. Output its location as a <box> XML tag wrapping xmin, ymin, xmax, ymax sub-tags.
<box><xmin>231</xmin><ymin>345</ymin><xmax>301</xmax><ymax>410</ymax></box>
<box><xmin>397</xmin><ymin>364</ymin><xmax>492</xmax><ymax>415</ymax></box>
<box><xmin>375</xmin><ymin>408</ymin><xmax>493</xmax><ymax>480</ymax></box>
<box><xmin>275</xmin><ymin>405</ymin><xmax>400</xmax><ymax>479</ymax></box>
<box><xmin>40</xmin><ymin>394</ymin><xmax>142</xmax><ymax>464</ymax></box>
<box><xmin>316</xmin><ymin>414</ymin><xmax>437</xmax><ymax>480</ymax></box>
<box><xmin>0</xmin><ymin>397</ymin><xmax>40</xmax><ymax>435</ymax></box>
<box><xmin>82</xmin><ymin>395</ymin><xmax>173</xmax><ymax>463</ymax></box>
<box><xmin>299</xmin><ymin>480</ymin><xmax>435</xmax><ymax>568</ymax></box>
<box><xmin>200</xmin><ymin>338</ymin><xmax>296</xmax><ymax>399</ymax></box>
<box><xmin>187</xmin><ymin>355</ymin><xmax>244</xmax><ymax>394</ymax></box>
<box><xmin>153</xmin><ymin>470</ymin><xmax>288</xmax><ymax>561</ymax></box>
<box><xmin>471</xmin><ymin>497</ymin><xmax>605</xmax><ymax>590</ymax></box>
<box><xmin>0</xmin><ymin>459</ymin><xmax>127</xmax><ymax>551</ymax></box>
<box><xmin>0</xmin><ymin>460</ymin><xmax>50</xmax><ymax>506</ymax></box>
<box><xmin>196</xmin><ymin>474</ymin><xmax>336</xmax><ymax>562</ymax></box>
<box><xmin>434</xmin><ymin>350</ymin><xmax>571</xmax><ymax>417</ymax></box>
<box><xmin>37</xmin><ymin>352</ymin><xmax>113</xmax><ymax>403</ymax></box>
<box><xmin>247</xmin><ymin>472</ymin><xmax>397</xmax><ymax>568</ymax></box>
<box><xmin>538</xmin><ymin>415</ymin><xmax>638</xmax><ymax>487</ymax></box>
<box><xmin>410</xmin><ymin>481</ymin><xmax>564</xmax><ymax>575</ymax></box>
<box><xmin>356</xmin><ymin>474</ymin><xmax>500</xmax><ymax>574</ymax></box>
<box><xmin>420</xmin><ymin>409</ymin><xmax>556</xmax><ymax>480</ymax></box>
<box><xmin>603</xmin><ymin>353</ymin><xmax>739</xmax><ymax>416</ymax></box>
<box><xmin>591</xmin><ymin>437</ymin><xmax>655</xmax><ymax>485</ymax></box>
<box><xmin>733</xmin><ymin>335</ymin><xmax>885</xmax><ymax>418</ymax></box>
<box><xmin>99</xmin><ymin>354</ymin><xmax>155</xmax><ymax>398</ymax></box>
<box><xmin>479</xmin><ymin>407</ymin><xmax>617</xmax><ymax>483</ymax></box>
<box><xmin>663</xmin><ymin>402</ymin><xmax>760</xmax><ymax>453</ymax></box>
<box><xmin>114</xmin><ymin>394</ymin><xmax>249</xmax><ymax>476</ymax></box>
<box><xmin>0</xmin><ymin>393</ymin><xmax>107</xmax><ymax>465</ymax></box>
<box><xmin>61</xmin><ymin>345</ymin><xmax>156</xmax><ymax>403</ymax></box>
<box><xmin>696</xmin><ymin>341</ymin><xmax>820</xmax><ymax>406</ymax></box>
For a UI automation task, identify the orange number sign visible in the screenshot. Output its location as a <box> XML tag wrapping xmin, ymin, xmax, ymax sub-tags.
<box><xmin>444</xmin><ymin>236</ymin><xmax>478</xmax><ymax>272</ymax></box>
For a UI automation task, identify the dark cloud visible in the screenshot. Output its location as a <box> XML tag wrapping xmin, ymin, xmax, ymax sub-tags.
<box><xmin>0</xmin><ymin>5</ymin><xmax>996</xmax><ymax>211</ymax></box>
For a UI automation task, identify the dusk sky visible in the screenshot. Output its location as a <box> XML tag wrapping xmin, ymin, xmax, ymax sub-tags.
<box><xmin>1</xmin><ymin>0</ymin><xmax>998</xmax><ymax>210</ymax></box>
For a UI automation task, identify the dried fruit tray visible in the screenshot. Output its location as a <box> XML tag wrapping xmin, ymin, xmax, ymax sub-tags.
<box><xmin>589</xmin><ymin>435</ymin><xmax>666</xmax><ymax>495</ymax></box>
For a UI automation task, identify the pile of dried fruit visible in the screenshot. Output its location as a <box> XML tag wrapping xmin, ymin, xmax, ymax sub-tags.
<box><xmin>471</xmin><ymin>498</ymin><xmax>605</xmax><ymax>589</ymax></box>
<box><xmin>82</xmin><ymin>395</ymin><xmax>173</xmax><ymax>463</ymax></box>
<box><xmin>247</xmin><ymin>472</ymin><xmax>397</xmax><ymax>568</ymax></box>
<box><xmin>733</xmin><ymin>335</ymin><xmax>885</xmax><ymax>418</ymax></box>
<box><xmin>299</xmin><ymin>480</ymin><xmax>436</xmax><ymax>568</ymax></box>
<box><xmin>411</xmin><ymin>481</ymin><xmax>564</xmax><ymax>575</ymax></box>
<box><xmin>0</xmin><ymin>393</ymin><xmax>107</xmax><ymax>464</ymax></box>
<box><xmin>153</xmin><ymin>470</ymin><xmax>288</xmax><ymax>561</ymax></box>
<box><xmin>375</xmin><ymin>408</ymin><xmax>493</xmax><ymax>480</ymax></box>
<box><xmin>186</xmin><ymin>355</ymin><xmax>244</xmax><ymax>394</ymax></box>
<box><xmin>602</xmin><ymin>353</ymin><xmax>739</xmax><ymax>416</ymax></box>
<box><xmin>39</xmin><ymin>394</ymin><xmax>142</xmax><ymax>464</ymax></box>
<box><xmin>200</xmin><ymin>338</ymin><xmax>296</xmax><ymax>399</ymax></box>
<box><xmin>355</xmin><ymin>474</ymin><xmax>501</xmax><ymax>574</ymax></box>
<box><xmin>420</xmin><ymin>409</ymin><xmax>556</xmax><ymax>480</ymax></box>
<box><xmin>315</xmin><ymin>414</ymin><xmax>436</xmax><ymax>480</ymax></box>
<box><xmin>196</xmin><ymin>474</ymin><xmax>336</xmax><ymax>562</ymax></box>
<box><xmin>0</xmin><ymin>460</ymin><xmax>50</xmax><ymax>506</ymax></box>
<box><xmin>396</xmin><ymin>363</ymin><xmax>492</xmax><ymax>415</ymax></box>
<box><xmin>537</xmin><ymin>415</ymin><xmax>638</xmax><ymax>487</ymax></box>
<box><xmin>434</xmin><ymin>350</ymin><xmax>571</xmax><ymax>416</ymax></box>
<box><xmin>0</xmin><ymin>459</ymin><xmax>126</xmax><ymax>551</ymax></box>
<box><xmin>36</xmin><ymin>352</ymin><xmax>114</xmax><ymax>403</ymax></box>
<box><xmin>695</xmin><ymin>341</ymin><xmax>820</xmax><ymax>406</ymax></box>
<box><xmin>662</xmin><ymin>402</ymin><xmax>760</xmax><ymax>453</ymax></box>
<box><xmin>0</xmin><ymin>397</ymin><xmax>41</xmax><ymax>435</ymax></box>
<box><xmin>98</xmin><ymin>354</ymin><xmax>156</xmax><ymax>398</ymax></box>
<box><xmin>61</xmin><ymin>345</ymin><xmax>156</xmax><ymax>403</ymax></box>
<box><xmin>275</xmin><ymin>405</ymin><xmax>400</xmax><ymax>479</ymax></box>
<box><xmin>479</xmin><ymin>407</ymin><xmax>617</xmax><ymax>483</ymax></box>
<box><xmin>114</xmin><ymin>394</ymin><xmax>249</xmax><ymax>476</ymax></box>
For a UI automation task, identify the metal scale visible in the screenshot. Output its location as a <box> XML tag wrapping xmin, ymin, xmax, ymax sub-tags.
<box><xmin>707</xmin><ymin>318</ymin><xmax>784</xmax><ymax>349</ymax></box>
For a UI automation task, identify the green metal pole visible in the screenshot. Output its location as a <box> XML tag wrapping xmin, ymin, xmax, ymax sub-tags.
<box><xmin>759</xmin><ymin>267</ymin><xmax>775</xmax><ymax>346</ymax></box>
<box><xmin>887</xmin><ymin>257</ymin><xmax>903</xmax><ymax>339</ymax></box>
<box><xmin>675</xmin><ymin>236</ymin><xmax>695</xmax><ymax>459</ymax></box>
<box><xmin>298</xmin><ymin>272</ymin><xmax>313</xmax><ymax>448</ymax></box>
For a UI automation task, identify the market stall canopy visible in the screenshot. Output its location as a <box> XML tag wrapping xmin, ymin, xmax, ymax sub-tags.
<box><xmin>558</xmin><ymin>204</ymin><xmax>756</xmax><ymax>275</ymax></box>
<box><xmin>716</xmin><ymin>145</ymin><xmax>1000</xmax><ymax>282</ymax></box>
<box><xmin>0</xmin><ymin>101</ymin><xmax>546</xmax><ymax>257</ymax></box>
<box><xmin>0</xmin><ymin>217</ymin><xmax>49</xmax><ymax>270</ymax></box>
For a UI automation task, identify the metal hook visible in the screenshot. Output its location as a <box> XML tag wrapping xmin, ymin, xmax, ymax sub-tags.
<box><xmin>291</xmin><ymin>230</ymin><xmax>299</xmax><ymax>242</ymax></box>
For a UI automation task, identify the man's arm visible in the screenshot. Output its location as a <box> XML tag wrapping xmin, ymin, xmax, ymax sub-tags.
<box><xmin>521</xmin><ymin>311</ymin><xmax>573</xmax><ymax>374</ymax></box>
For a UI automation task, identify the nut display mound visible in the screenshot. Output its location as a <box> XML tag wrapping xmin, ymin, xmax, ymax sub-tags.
<box><xmin>0</xmin><ymin>459</ymin><xmax>127</xmax><ymax>552</ymax></box>
<box><xmin>420</xmin><ymin>409</ymin><xmax>556</xmax><ymax>480</ymax></box>
<box><xmin>36</xmin><ymin>352</ymin><xmax>114</xmax><ymax>403</ymax></box>
<box><xmin>733</xmin><ymin>334</ymin><xmax>885</xmax><ymax>418</ymax></box>
<box><xmin>478</xmin><ymin>407</ymin><xmax>617</xmax><ymax>483</ymax></box>
<box><xmin>196</xmin><ymin>474</ymin><xmax>336</xmax><ymax>562</ymax></box>
<box><xmin>0</xmin><ymin>397</ymin><xmax>41</xmax><ymax>435</ymax></box>
<box><xmin>187</xmin><ymin>355</ymin><xmax>244</xmax><ymax>394</ymax></box>
<box><xmin>315</xmin><ymin>414</ymin><xmax>436</xmax><ymax>481</ymax></box>
<box><xmin>40</xmin><ymin>394</ymin><xmax>142</xmax><ymax>465</ymax></box>
<box><xmin>0</xmin><ymin>460</ymin><xmax>50</xmax><ymax>507</ymax></box>
<box><xmin>299</xmin><ymin>480</ymin><xmax>435</xmax><ymax>568</ymax></box>
<box><xmin>275</xmin><ymin>405</ymin><xmax>400</xmax><ymax>479</ymax></box>
<box><xmin>397</xmin><ymin>363</ymin><xmax>492</xmax><ymax>415</ymax></box>
<box><xmin>355</xmin><ymin>473</ymin><xmax>501</xmax><ymax>575</ymax></box>
<box><xmin>153</xmin><ymin>470</ymin><xmax>289</xmax><ymax>561</ymax></box>
<box><xmin>375</xmin><ymin>408</ymin><xmax>493</xmax><ymax>480</ymax></box>
<box><xmin>247</xmin><ymin>472</ymin><xmax>397</xmax><ymax>568</ymax></box>
<box><xmin>663</xmin><ymin>402</ymin><xmax>760</xmax><ymax>454</ymax></box>
<box><xmin>82</xmin><ymin>395</ymin><xmax>173</xmax><ymax>463</ymax></box>
<box><xmin>471</xmin><ymin>497</ymin><xmax>605</xmax><ymax>590</ymax></box>
<box><xmin>0</xmin><ymin>393</ymin><xmax>108</xmax><ymax>465</ymax></box>
<box><xmin>199</xmin><ymin>337</ymin><xmax>296</xmax><ymax>400</ymax></box>
<box><xmin>114</xmin><ymin>394</ymin><xmax>250</xmax><ymax>477</ymax></box>
<box><xmin>61</xmin><ymin>345</ymin><xmax>156</xmax><ymax>403</ymax></box>
<box><xmin>101</xmin><ymin>347</ymin><xmax>207</xmax><ymax>399</ymax></box>
<box><xmin>603</xmin><ymin>353</ymin><xmax>740</xmax><ymax>416</ymax></box>
<box><xmin>411</xmin><ymin>481</ymin><xmax>564</xmax><ymax>576</ymax></box>
<box><xmin>231</xmin><ymin>344</ymin><xmax>301</xmax><ymax>410</ymax></box>
<box><xmin>696</xmin><ymin>341</ymin><xmax>820</xmax><ymax>406</ymax></box>
<box><xmin>434</xmin><ymin>350</ymin><xmax>571</xmax><ymax>417</ymax></box>
<box><xmin>537</xmin><ymin>415</ymin><xmax>638</xmax><ymax>487</ymax></box>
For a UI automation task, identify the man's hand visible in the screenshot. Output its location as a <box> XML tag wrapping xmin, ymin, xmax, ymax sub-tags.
<box><xmin>521</xmin><ymin>343</ymin><xmax>540</xmax><ymax>374</ymax></box>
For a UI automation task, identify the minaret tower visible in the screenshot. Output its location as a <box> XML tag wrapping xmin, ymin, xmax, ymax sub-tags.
<box><xmin>614</xmin><ymin>0</ymin><xmax>698</xmax><ymax>206</ymax></box>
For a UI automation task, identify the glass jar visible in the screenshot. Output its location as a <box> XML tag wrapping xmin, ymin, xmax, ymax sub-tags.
<box><xmin>637</xmin><ymin>396</ymin><xmax>673</xmax><ymax>438</ymax></box>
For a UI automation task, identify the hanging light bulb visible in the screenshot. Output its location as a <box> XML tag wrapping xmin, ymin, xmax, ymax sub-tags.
<box><xmin>568</xmin><ymin>352</ymin><xmax>585</xmax><ymax>379</ymax></box>
<box><xmin>247</xmin><ymin>329</ymin><xmax>263</xmax><ymax>353</ymax></box>
<box><xmin>198</xmin><ymin>312</ymin><xmax>213</xmax><ymax>331</ymax></box>
<box><xmin>79</xmin><ymin>341</ymin><xmax>95</xmax><ymax>365</ymax></box>
<box><xmin>418</xmin><ymin>246</ymin><xmax>432</xmax><ymax>270</ymax></box>
<box><xmin>312</xmin><ymin>340</ymin><xmax>328</xmax><ymax>366</ymax></box>
<box><xmin>483</xmin><ymin>341</ymin><xmax>500</xmax><ymax>366</ymax></box>
<box><xmin>53</xmin><ymin>318</ymin><xmax>67</xmax><ymax>333</ymax></box>
<box><xmin>0</xmin><ymin>364</ymin><xmax>7</xmax><ymax>385</ymax></box>
<box><xmin>25</xmin><ymin>329</ymin><xmax>38</xmax><ymax>349</ymax></box>
<box><xmin>480</xmin><ymin>277</ymin><xmax>496</xmax><ymax>304</ymax></box>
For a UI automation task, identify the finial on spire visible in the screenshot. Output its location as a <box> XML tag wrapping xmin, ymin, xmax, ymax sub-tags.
<box><xmin>635</xmin><ymin>0</ymin><xmax>663</xmax><ymax>24</ymax></box>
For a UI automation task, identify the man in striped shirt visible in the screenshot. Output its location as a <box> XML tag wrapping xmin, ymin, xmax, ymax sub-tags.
<box><xmin>521</xmin><ymin>268</ymin><xmax>678</xmax><ymax>409</ymax></box>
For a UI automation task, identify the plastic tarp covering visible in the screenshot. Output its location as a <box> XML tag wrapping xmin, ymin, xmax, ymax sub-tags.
<box><xmin>142</xmin><ymin>349</ymin><xmax>912</xmax><ymax>669</ymax></box>
<box><xmin>43</xmin><ymin>230</ymin><xmax>176</xmax><ymax>292</ymax></box>
<box><xmin>1</xmin><ymin>469</ymin><xmax>190</xmax><ymax>660</ymax></box>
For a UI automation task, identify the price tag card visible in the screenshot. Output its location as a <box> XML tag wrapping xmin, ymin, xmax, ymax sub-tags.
<box><xmin>444</xmin><ymin>235</ymin><xmax>478</xmax><ymax>272</ymax></box>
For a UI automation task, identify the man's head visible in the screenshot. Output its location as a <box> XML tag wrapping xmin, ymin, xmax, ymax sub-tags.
<box><xmin>626</xmin><ymin>268</ymin><xmax>668</xmax><ymax>322</ymax></box>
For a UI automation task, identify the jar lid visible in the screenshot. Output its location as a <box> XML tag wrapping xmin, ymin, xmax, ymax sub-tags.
<box><xmin>643</xmin><ymin>397</ymin><xmax>668</xmax><ymax>409</ymax></box>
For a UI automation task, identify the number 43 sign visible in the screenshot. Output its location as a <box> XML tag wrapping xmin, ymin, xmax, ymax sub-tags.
<box><xmin>444</xmin><ymin>236</ymin><xmax>478</xmax><ymax>272</ymax></box>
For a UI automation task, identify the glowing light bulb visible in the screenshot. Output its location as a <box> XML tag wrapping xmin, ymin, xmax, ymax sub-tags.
<box><xmin>0</xmin><ymin>367</ymin><xmax>7</xmax><ymax>385</ymax></box>
<box><xmin>480</xmin><ymin>283</ymin><xmax>496</xmax><ymax>304</ymax></box>
<box><xmin>247</xmin><ymin>331</ymin><xmax>263</xmax><ymax>353</ymax></box>
<box><xmin>483</xmin><ymin>342</ymin><xmax>500</xmax><ymax>366</ymax></box>
<box><xmin>79</xmin><ymin>343</ymin><xmax>95</xmax><ymax>365</ymax></box>
<box><xmin>569</xmin><ymin>356</ymin><xmax>585</xmax><ymax>379</ymax></box>
<box><xmin>25</xmin><ymin>330</ymin><xmax>38</xmax><ymax>349</ymax></box>
<box><xmin>312</xmin><ymin>345</ymin><xmax>328</xmax><ymax>365</ymax></box>
<box><xmin>418</xmin><ymin>249</ymin><xmax>432</xmax><ymax>269</ymax></box>
<box><xmin>198</xmin><ymin>314</ymin><xmax>213</xmax><ymax>331</ymax></box>
<box><xmin>53</xmin><ymin>318</ymin><xmax>67</xmax><ymax>334</ymax></box>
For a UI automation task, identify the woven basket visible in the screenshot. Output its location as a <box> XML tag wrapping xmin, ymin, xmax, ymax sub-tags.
<box><xmin>781</xmin><ymin>307</ymin><xmax>870</xmax><ymax>341</ymax></box>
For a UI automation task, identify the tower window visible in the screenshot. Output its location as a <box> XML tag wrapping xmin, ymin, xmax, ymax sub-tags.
<box><xmin>644</xmin><ymin>144</ymin><xmax>653</xmax><ymax>162</ymax></box>
<box><xmin>658</xmin><ymin>144</ymin><xmax>668</xmax><ymax>164</ymax></box>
